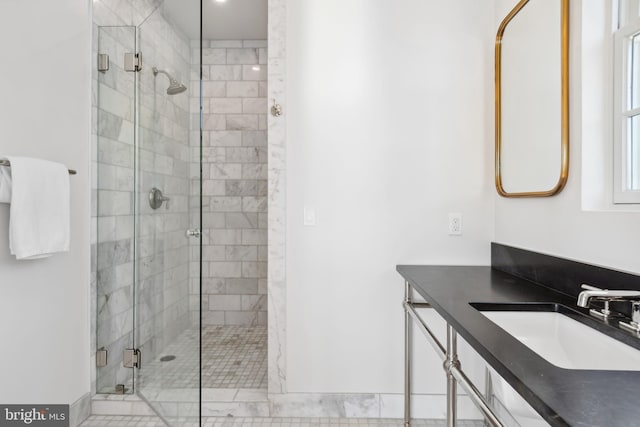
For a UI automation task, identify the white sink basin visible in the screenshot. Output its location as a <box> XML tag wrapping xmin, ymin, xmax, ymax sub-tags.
<box><xmin>481</xmin><ymin>311</ymin><xmax>640</xmax><ymax>370</ymax></box>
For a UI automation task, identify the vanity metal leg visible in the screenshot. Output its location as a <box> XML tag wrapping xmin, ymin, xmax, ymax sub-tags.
<box><xmin>446</xmin><ymin>324</ymin><xmax>459</xmax><ymax>427</ymax></box>
<box><xmin>404</xmin><ymin>281</ymin><xmax>413</xmax><ymax>427</ymax></box>
<box><xmin>484</xmin><ymin>367</ymin><xmax>493</xmax><ymax>427</ymax></box>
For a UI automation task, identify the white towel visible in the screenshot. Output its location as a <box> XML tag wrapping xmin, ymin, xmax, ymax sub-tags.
<box><xmin>0</xmin><ymin>165</ymin><xmax>11</xmax><ymax>203</ymax></box>
<box><xmin>4</xmin><ymin>156</ymin><xmax>70</xmax><ymax>260</ymax></box>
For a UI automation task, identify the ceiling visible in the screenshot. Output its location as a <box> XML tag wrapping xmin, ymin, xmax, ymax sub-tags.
<box><xmin>164</xmin><ymin>0</ymin><xmax>268</xmax><ymax>41</ymax></box>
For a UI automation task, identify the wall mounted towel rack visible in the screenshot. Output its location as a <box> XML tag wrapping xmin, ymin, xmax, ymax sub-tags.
<box><xmin>0</xmin><ymin>159</ymin><xmax>77</xmax><ymax>175</ymax></box>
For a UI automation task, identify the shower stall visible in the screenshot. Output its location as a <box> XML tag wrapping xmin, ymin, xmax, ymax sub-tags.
<box><xmin>92</xmin><ymin>0</ymin><xmax>269</xmax><ymax>424</ymax></box>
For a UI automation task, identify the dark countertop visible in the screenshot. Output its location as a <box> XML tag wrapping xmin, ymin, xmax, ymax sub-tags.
<box><xmin>397</xmin><ymin>265</ymin><xmax>640</xmax><ymax>427</ymax></box>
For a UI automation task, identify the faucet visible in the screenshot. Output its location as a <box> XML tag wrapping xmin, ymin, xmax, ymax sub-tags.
<box><xmin>577</xmin><ymin>284</ymin><xmax>640</xmax><ymax>333</ymax></box>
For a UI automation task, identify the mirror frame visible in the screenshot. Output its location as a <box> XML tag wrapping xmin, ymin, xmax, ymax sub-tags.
<box><xmin>495</xmin><ymin>0</ymin><xmax>570</xmax><ymax>198</ymax></box>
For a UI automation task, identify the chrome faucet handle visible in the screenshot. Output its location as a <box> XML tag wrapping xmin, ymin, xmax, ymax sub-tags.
<box><xmin>578</xmin><ymin>284</ymin><xmax>621</xmax><ymax>320</ymax></box>
<box><xmin>620</xmin><ymin>301</ymin><xmax>640</xmax><ymax>334</ymax></box>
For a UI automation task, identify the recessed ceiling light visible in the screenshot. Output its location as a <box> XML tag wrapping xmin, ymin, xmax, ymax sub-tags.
<box><xmin>252</xmin><ymin>66</ymin><xmax>261</xmax><ymax>71</ymax></box>
<box><xmin>215</xmin><ymin>0</ymin><xmax>226</xmax><ymax>3</ymax></box>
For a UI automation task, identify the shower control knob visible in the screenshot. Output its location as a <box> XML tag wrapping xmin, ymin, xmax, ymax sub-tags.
<box><xmin>149</xmin><ymin>187</ymin><xmax>170</xmax><ymax>210</ymax></box>
<box><xmin>271</xmin><ymin>100</ymin><xmax>283</xmax><ymax>117</ymax></box>
<box><xmin>186</xmin><ymin>228</ymin><xmax>201</xmax><ymax>238</ymax></box>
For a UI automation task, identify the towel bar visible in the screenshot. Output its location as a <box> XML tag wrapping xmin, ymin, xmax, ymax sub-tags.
<box><xmin>0</xmin><ymin>159</ymin><xmax>77</xmax><ymax>175</ymax></box>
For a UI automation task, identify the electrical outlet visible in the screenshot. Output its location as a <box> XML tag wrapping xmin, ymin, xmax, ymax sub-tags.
<box><xmin>304</xmin><ymin>207</ymin><xmax>316</xmax><ymax>226</ymax></box>
<box><xmin>448</xmin><ymin>213</ymin><xmax>462</xmax><ymax>235</ymax></box>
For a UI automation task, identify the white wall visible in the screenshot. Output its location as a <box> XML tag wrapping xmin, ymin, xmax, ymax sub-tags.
<box><xmin>286</xmin><ymin>0</ymin><xmax>495</xmax><ymax>394</ymax></box>
<box><xmin>0</xmin><ymin>0</ymin><xmax>91</xmax><ymax>404</ymax></box>
<box><xmin>494</xmin><ymin>0</ymin><xmax>640</xmax><ymax>275</ymax></box>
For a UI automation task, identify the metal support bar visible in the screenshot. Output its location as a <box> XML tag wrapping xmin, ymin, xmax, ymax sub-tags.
<box><xmin>451</xmin><ymin>365</ymin><xmax>504</xmax><ymax>427</ymax></box>
<box><xmin>484</xmin><ymin>368</ymin><xmax>494</xmax><ymax>427</ymax></box>
<box><xmin>403</xmin><ymin>295</ymin><xmax>505</xmax><ymax>427</ymax></box>
<box><xmin>404</xmin><ymin>281</ymin><xmax>413</xmax><ymax>427</ymax></box>
<box><xmin>404</xmin><ymin>302</ymin><xmax>446</xmax><ymax>359</ymax></box>
<box><xmin>445</xmin><ymin>325</ymin><xmax>459</xmax><ymax>427</ymax></box>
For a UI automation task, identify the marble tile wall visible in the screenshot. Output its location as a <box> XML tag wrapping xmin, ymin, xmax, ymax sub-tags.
<box><xmin>189</xmin><ymin>40</ymin><xmax>268</xmax><ymax>326</ymax></box>
<box><xmin>267</xmin><ymin>0</ymin><xmax>287</xmax><ymax>394</ymax></box>
<box><xmin>92</xmin><ymin>0</ymin><xmax>193</xmax><ymax>394</ymax></box>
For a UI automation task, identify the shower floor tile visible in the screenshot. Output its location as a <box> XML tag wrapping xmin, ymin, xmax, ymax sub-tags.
<box><xmin>140</xmin><ymin>325</ymin><xmax>267</xmax><ymax>391</ymax></box>
<box><xmin>80</xmin><ymin>415</ymin><xmax>485</xmax><ymax>427</ymax></box>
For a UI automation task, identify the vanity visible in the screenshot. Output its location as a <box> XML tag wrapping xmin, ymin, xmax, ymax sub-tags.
<box><xmin>398</xmin><ymin>243</ymin><xmax>640</xmax><ymax>427</ymax></box>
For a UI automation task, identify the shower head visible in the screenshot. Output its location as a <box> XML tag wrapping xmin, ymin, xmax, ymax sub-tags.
<box><xmin>152</xmin><ymin>66</ymin><xmax>187</xmax><ymax>95</ymax></box>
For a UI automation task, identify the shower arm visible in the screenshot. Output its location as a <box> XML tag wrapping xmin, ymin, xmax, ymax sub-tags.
<box><xmin>152</xmin><ymin>67</ymin><xmax>178</xmax><ymax>84</ymax></box>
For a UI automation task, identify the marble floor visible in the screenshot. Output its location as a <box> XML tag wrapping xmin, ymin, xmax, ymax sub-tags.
<box><xmin>80</xmin><ymin>415</ymin><xmax>485</xmax><ymax>427</ymax></box>
<box><xmin>140</xmin><ymin>325</ymin><xmax>267</xmax><ymax>390</ymax></box>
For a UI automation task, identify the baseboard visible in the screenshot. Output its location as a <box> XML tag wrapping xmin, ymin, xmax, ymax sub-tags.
<box><xmin>268</xmin><ymin>392</ymin><xmax>482</xmax><ymax>419</ymax></box>
<box><xmin>69</xmin><ymin>393</ymin><xmax>91</xmax><ymax>427</ymax></box>
<box><xmin>90</xmin><ymin>391</ymin><xmax>483</xmax><ymax>420</ymax></box>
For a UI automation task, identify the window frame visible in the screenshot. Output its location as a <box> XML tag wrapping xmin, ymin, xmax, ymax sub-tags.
<box><xmin>613</xmin><ymin>14</ymin><xmax>640</xmax><ymax>204</ymax></box>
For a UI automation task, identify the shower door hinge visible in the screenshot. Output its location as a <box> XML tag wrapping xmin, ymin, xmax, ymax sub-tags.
<box><xmin>97</xmin><ymin>54</ymin><xmax>109</xmax><ymax>73</ymax></box>
<box><xmin>96</xmin><ymin>348</ymin><xmax>108</xmax><ymax>367</ymax></box>
<box><xmin>123</xmin><ymin>348</ymin><xmax>141</xmax><ymax>369</ymax></box>
<box><xmin>124</xmin><ymin>52</ymin><xmax>142</xmax><ymax>72</ymax></box>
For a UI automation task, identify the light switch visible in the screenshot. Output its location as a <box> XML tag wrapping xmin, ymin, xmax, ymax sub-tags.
<box><xmin>304</xmin><ymin>207</ymin><xmax>316</xmax><ymax>226</ymax></box>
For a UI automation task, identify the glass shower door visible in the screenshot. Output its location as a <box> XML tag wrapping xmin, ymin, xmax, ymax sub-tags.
<box><xmin>133</xmin><ymin>3</ymin><xmax>202</xmax><ymax>426</ymax></box>
<box><xmin>95</xmin><ymin>25</ymin><xmax>137</xmax><ymax>395</ymax></box>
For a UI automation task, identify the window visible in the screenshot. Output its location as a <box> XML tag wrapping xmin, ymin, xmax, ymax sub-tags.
<box><xmin>613</xmin><ymin>1</ymin><xmax>640</xmax><ymax>203</ymax></box>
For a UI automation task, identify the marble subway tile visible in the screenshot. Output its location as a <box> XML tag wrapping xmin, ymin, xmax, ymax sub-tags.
<box><xmin>242</xmin><ymin>229</ymin><xmax>267</xmax><ymax>245</ymax></box>
<box><xmin>241</xmin><ymin>262</ymin><xmax>267</xmax><ymax>279</ymax></box>
<box><xmin>202</xmin><ymin>147</ymin><xmax>226</xmax><ymax>163</ymax></box>
<box><xmin>242</xmin><ymin>196</ymin><xmax>267</xmax><ymax>213</ymax></box>
<box><xmin>259</xmin><ymin>81</ymin><xmax>268</xmax><ymax>97</ymax></box>
<box><xmin>258</xmin><ymin>48</ymin><xmax>268</xmax><ymax>65</ymax></box>
<box><xmin>202</xmin><ymin>245</ymin><xmax>226</xmax><ymax>261</ymax></box>
<box><xmin>227</xmin><ymin>115</ymin><xmax>259</xmax><ymax>131</ymax></box>
<box><xmin>211</xmin><ymin>164</ymin><xmax>242</xmax><ymax>179</ymax></box>
<box><xmin>202</xmin><ymin>48</ymin><xmax>227</xmax><ymax>65</ymax></box>
<box><xmin>202</xmin><ymin>278</ymin><xmax>225</xmax><ymax>294</ymax></box>
<box><xmin>226</xmin><ymin>279</ymin><xmax>259</xmax><ymax>295</ymax></box>
<box><xmin>209</xmin><ymin>295</ymin><xmax>241</xmax><ymax>311</ymax></box>
<box><xmin>202</xmin><ymin>81</ymin><xmax>226</xmax><ymax>97</ymax></box>
<box><xmin>210</xmin><ymin>262</ymin><xmax>242</xmax><ymax>279</ymax></box>
<box><xmin>210</xmin><ymin>98</ymin><xmax>243</xmax><ymax>114</ymax></box>
<box><xmin>241</xmin><ymin>295</ymin><xmax>267</xmax><ymax>311</ymax></box>
<box><xmin>226</xmin><ymin>213</ymin><xmax>259</xmax><ymax>229</ymax></box>
<box><xmin>226</xmin><ymin>180</ymin><xmax>259</xmax><ymax>196</ymax></box>
<box><xmin>98</xmin><ymin>190</ymin><xmax>132</xmax><ymax>216</ymax></box>
<box><xmin>242</xmin><ymin>98</ymin><xmax>268</xmax><ymax>114</ymax></box>
<box><xmin>189</xmin><ymin>39</ymin><xmax>269</xmax><ymax>327</ymax></box>
<box><xmin>242</xmin><ymin>131</ymin><xmax>267</xmax><ymax>146</ymax></box>
<box><xmin>242</xmin><ymin>164</ymin><xmax>268</xmax><ymax>180</ymax></box>
<box><xmin>242</xmin><ymin>65</ymin><xmax>268</xmax><ymax>81</ymax></box>
<box><xmin>209</xmin><ymin>130</ymin><xmax>243</xmax><ymax>147</ymax></box>
<box><xmin>209</xmin><ymin>65</ymin><xmax>242</xmax><ymax>81</ymax></box>
<box><xmin>209</xmin><ymin>40</ymin><xmax>243</xmax><ymax>48</ymax></box>
<box><xmin>203</xmin><ymin>114</ymin><xmax>227</xmax><ymax>130</ymax></box>
<box><xmin>203</xmin><ymin>180</ymin><xmax>226</xmax><ymax>196</ymax></box>
<box><xmin>227</xmin><ymin>147</ymin><xmax>264</xmax><ymax>163</ymax></box>
<box><xmin>258</xmin><ymin>114</ymin><xmax>267</xmax><ymax>130</ymax></box>
<box><xmin>258</xmin><ymin>246</ymin><xmax>268</xmax><ymax>262</ymax></box>
<box><xmin>202</xmin><ymin>212</ymin><xmax>226</xmax><ymax>228</ymax></box>
<box><xmin>227</xmin><ymin>81</ymin><xmax>259</xmax><ymax>97</ymax></box>
<box><xmin>227</xmin><ymin>48</ymin><xmax>259</xmax><ymax>64</ymax></box>
<box><xmin>243</xmin><ymin>40</ymin><xmax>268</xmax><ymax>48</ymax></box>
<box><xmin>226</xmin><ymin>245</ymin><xmax>258</xmax><ymax>261</ymax></box>
<box><xmin>210</xmin><ymin>229</ymin><xmax>242</xmax><ymax>244</ymax></box>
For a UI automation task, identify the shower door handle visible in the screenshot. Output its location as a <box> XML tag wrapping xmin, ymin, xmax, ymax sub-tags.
<box><xmin>186</xmin><ymin>228</ymin><xmax>201</xmax><ymax>238</ymax></box>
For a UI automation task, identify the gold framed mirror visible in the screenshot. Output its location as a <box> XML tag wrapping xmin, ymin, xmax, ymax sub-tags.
<box><xmin>495</xmin><ymin>0</ymin><xmax>569</xmax><ymax>197</ymax></box>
